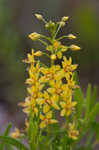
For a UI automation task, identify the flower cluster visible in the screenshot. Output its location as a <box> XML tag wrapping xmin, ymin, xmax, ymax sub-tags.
<box><xmin>11</xmin><ymin>14</ymin><xmax>80</xmax><ymax>141</ymax></box>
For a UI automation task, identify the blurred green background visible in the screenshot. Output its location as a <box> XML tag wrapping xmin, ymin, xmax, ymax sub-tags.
<box><xmin>0</xmin><ymin>0</ymin><xmax>99</xmax><ymax>132</ymax></box>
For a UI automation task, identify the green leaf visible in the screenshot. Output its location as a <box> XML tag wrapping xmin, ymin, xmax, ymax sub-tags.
<box><xmin>74</xmin><ymin>87</ymin><xmax>84</xmax><ymax>119</ymax></box>
<box><xmin>75</xmin><ymin>146</ymin><xmax>93</xmax><ymax>150</ymax></box>
<box><xmin>87</xmin><ymin>102</ymin><xmax>99</xmax><ymax>126</ymax></box>
<box><xmin>90</xmin><ymin>85</ymin><xmax>98</xmax><ymax>109</ymax></box>
<box><xmin>28</xmin><ymin>106</ymin><xmax>38</xmax><ymax>150</ymax></box>
<box><xmin>85</xmin><ymin>128</ymin><xmax>94</xmax><ymax>147</ymax></box>
<box><xmin>78</xmin><ymin>103</ymin><xmax>99</xmax><ymax>142</ymax></box>
<box><xmin>0</xmin><ymin>136</ymin><xmax>28</xmax><ymax>150</ymax></box>
<box><xmin>73</xmin><ymin>71</ymin><xmax>79</xmax><ymax>85</ymax></box>
<box><xmin>0</xmin><ymin>123</ymin><xmax>12</xmax><ymax>150</ymax></box>
<box><xmin>85</xmin><ymin>84</ymin><xmax>91</xmax><ymax>120</ymax></box>
<box><xmin>6</xmin><ymin>144</ymin><xmax>14</xmax><ymax>150</ymax></box>
<box><xmin>94</xmin><ymin>122</ymin><xmax>99</xmax><ymax>141</ymax></box>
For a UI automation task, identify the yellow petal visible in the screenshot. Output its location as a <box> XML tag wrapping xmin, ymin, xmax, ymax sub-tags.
<box><xmin>72</xmin><ymin>101</ymin><xmax>77</xmax><ymax>107</ymax></box>
<box><xmin>61</xmin><ymin>45</ymin><xmax>68</xmax><ymax>52</ymax></box>
<box><xmin>71</xmin><ymin>64</ymin><xmax>78</xmax><ymax>70</ymax></box>
<box><xmin>60</xmin><ymin>109</ymin><xmax>66</xmax><ymax>116</ymax></box>
<box><xmin>40</xmin><ymin>67</ymin><xmax>48</xmax><ymax>74</ymax></box>
<box><xmin>50</xmin><ymin>119</ymin><xmax>58</xmax><ymax>124</ymax></box>
<box><xmin>40</xmin><ymin>121</ymin><xmax>47</xmax><ymax>128</ymax></box>
<box><xmin>43</xmin><ymin>104</ymin><xmax>50</xmax><ymax>113</ymax></box>
<box><xmin>60</xmin><ymin>102</ymin><xmax>66</xmax><ymax>108</ymax></box>
<box><xmin>66</xmin><ymin>110</ymin><xmax>72</xmax><ymax>116</ymax></box>
<box><xmin>57</xmin><ymin>51</ymin><xmax>62</xmax><ymax>59</ymax></box>
<box><xmin>52</xmin><ymin>103</ymin><xmax>60</xmax><ymax>110</ymax></box>
<box><xmin>39</xmin><ymin>76</ymin><xmax>46</xmax><ymax>83</ymax></box>
<box><xmin>46</xmin><ymin>111</ymin><xmax>52</xmax><ymax>119</ymax></box>
<box><xmin>47</xmin><ymin>88</ymin><xmax>55</xmax><ymax>94</ymax></box>
<box><xmin>40</xmin><ymin>114</ymin><xmax>45</xmax><ymax>120</ymax></box>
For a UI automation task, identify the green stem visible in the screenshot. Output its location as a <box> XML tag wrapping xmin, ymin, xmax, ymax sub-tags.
<box><xmin>43</xmin><ymin>52</ymin><xmax>50</xmax><ymax>58</ymax></box>
<box><xmin>40</xmin><ymin>34</ymin><xmax>51</xmax><ymax>42</ymax></box>
<box><xmin>38</xmin><ymin>39</ymin><xmax>48</xmax><ymax>47</ymax></box>
<box><xmin>54</xmin><ymin>24</ymin><xmax>61</xmax><ymax>39</ymax></box>
<box><xmin>57</xmin><ymin>35</ymin><xmax>68</xmax><ymax>41</ymax></box>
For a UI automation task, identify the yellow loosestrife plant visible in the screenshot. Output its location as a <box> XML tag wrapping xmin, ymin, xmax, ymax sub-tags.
<box><xmin>0</xmin><ymin>14</ymin><xmax>99</xmax><ymax>150</ymax></box>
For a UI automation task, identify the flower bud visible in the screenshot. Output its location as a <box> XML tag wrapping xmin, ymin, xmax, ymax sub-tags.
<box><xmin>35</xmin><ymin>14</ymin><xmax>43</xmax><ymax>20</ymax></box>
<box><xmin>45</xmin><ymin>21</ymin><xmax>55</xmax><ymax>29</ymax></box>
<box><xmin>59</xmin><ymin>21</ymin><xmax>65</xmax><ymax>27</ymax></box>
<box><xmin>67</xmin><ymin>34</ymin><xmax>76</xmax><ymax>39</ymax></box>
<box><xmin>34</xmin><ymin>51</ymin><xmax>42</xmax><ymax>56</ymax></box>
<box><xmin>51</xmin><ymin>54</ymin><xmax>56</xmax><ymax>60</ymax></box>
<box><xmin>28</xmin><ymin>32</ymin><xmax>40</xmax><ymax>40</ymax></box>
<box><xmin>62</xmin><ymin>16</ymin><xmax>69</xmax><ymax>22</ymax></box>
<box><xmin>70</xmin><ymin>45</ymin><xmax>80</xmax><ymax>51</ymax></box>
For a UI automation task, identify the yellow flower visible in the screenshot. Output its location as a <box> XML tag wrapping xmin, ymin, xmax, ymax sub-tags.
<box><xmin>47</xmin><ymin>80</ymin><xmax>65</xmax><ymax>100</ymax></box>
<box><xmin>61</xmin><ymin>86</ymin><xmax>73</xmax><ymax>101</ymax></box>
<box><xmin>26</xmin><ymin>62</ymin><xmax>40</xmax><ymax>86</ymax></box>
<box><xmin>68</xmin><ymin>123</ymin><xmax>79</xmax><ymax>140</ymax></box>
<box><xmin>60</xmin><ymin>99</ymin><xmax>77</xmax><ymax>116</ymax></box>
<box><xmin>25</xmin><ymin>73</ymin><xmax>38</xmax><ymax>86</ymax></box>
<box><xmin>70</xmin><ymin>45</ymin><xmax>80</xmax><ymax>51</ymax></box>
<box><xmin>23</xmin><ymin>49</ymin><xmax>34</xmax><ymax>64</ymax></box>
<box><xmin>44</xmin><ymin>92</ymin><xmax>60</xmax><ymax>111</ymax></box>
<box><xmin>40</xmin><ymin>65</ymin><xmax>60</xmax><ymax>84</ymax></box>
<box><xmin>38</xmin><ymin>91</ymin><xmax>59</xmax><ymax>112</ymax></box>
<box><xmin>66</xmin><ymin>75</ymin><xmax>77</xmax><ymax>89</ymax></box>
<box><xmin>53</xmin><ymin>41</ymin><xmax>68</xmax><ymax>59</ymax></box>
<box><xmin>40</xmin><ymin>111</ymin><xmax>58</xmax><ymax>128</ymax></box>
<box><xmin>29</xmin><ymin>32</ymin><xmax>40</xmax><ymax>40</ymax></box>
<box><xmin>62</xmin><ymin>56</ymin><xmax>78</xmax><ymax>74</ymax></box>
<box><xmin>11</xmin><ymin>128</ymin><xmax>20</xmax><ymax>139</ymax></box>
<box><xmin>19</xmin><ymin>97</ymin><xmax>38</xmax><ymax>115</ymax></box>
<box><xmin>27</xmin><ymin>84</ymin><xmax>43</xmax><ymax>99</ymax></box>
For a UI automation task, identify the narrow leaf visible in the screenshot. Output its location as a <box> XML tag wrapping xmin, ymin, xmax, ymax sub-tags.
<box><xmin>90</xmin><ymin>85</ymin><xmax>98</xmax><ymax>109</ymax></box>
<box><xmin>0</xmin><ymin>136</ymin><xmax>28</xmax><ymax>150</ymax></box>
<box><xmin>0</xmin><ymin>123</ymin><xmax>12</xmax><ymax>150</ymax></box>
<box><xmin>87</xmin><ymin>103</ymin><xmax>99</xmax><ymax>126</ymax></box>
<box><xmin>85</xmin><ymin>84</ymin><xmax>91</xmax><ymax>120</ymax></box>
<box><xmin>74</xmin><ymin>88</ymin><xmax>84</xmax><ymax>119</ymax></box>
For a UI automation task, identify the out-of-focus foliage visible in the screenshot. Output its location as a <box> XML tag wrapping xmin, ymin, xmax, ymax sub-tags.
<box><xmin>71</xmin><ymin>4</ymin><xmax>99</xmax><ymax>73</ymax></box>
<box><xmin>0</xmin><ymin>0</ymin><xmax>25</xmax><ymax>104</ymax></box>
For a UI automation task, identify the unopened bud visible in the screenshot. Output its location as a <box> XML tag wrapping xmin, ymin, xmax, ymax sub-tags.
<box><xmin>35</xmin><ymin>14</ymin><xmax>43</xmax><ymax>20</ymax></box>
<box><xmin>62</xmin><ymin>16</ymin><xmax>69</xmax><ymax>22</ymax></box>
<box><xmin>59</xmin><ymin>21</ymin><xmax>65</xmax><ymax>27</ymax></box>
<box><xmin>34</xmin><ymin>51</ymin><xmax>42</xmax><ymax>56</ymax></box>
<box><xmin>70</xmin><ymin>45</ymin><xmax>80</xmax><ymax>51</ymax></box>
<box><xmin>51</xmin><ymin>54</ymin><xmax>56</xmax><ymax>60</ymax></box>
<box><xmin>67</xmin><ymin>34</ymin><xmax>76</xmax><ymax>39</ymax></box>
<box><xmin>28</xmin><ymin>32</ymin><xmax>40</xmax><ymax>40</ymax></box>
